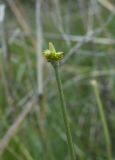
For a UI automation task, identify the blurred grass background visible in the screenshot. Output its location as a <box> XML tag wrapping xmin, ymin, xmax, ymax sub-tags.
<box><xmin>0</xmin><ymin>0</ymin><xmax>115</xmax><ymax>160</ymax></box>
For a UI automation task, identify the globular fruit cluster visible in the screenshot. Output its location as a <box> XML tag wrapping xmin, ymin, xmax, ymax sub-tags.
<box><xmin>43</xmin><ymin>42</ymin><xmax>63</xmax><ymax>62</ymax></box>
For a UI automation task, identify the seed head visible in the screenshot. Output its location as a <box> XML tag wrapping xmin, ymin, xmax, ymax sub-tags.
<box><xmin>44</xmin><ymin>42</ymin><xmax>63</xmax><ymax>62</ymax></box>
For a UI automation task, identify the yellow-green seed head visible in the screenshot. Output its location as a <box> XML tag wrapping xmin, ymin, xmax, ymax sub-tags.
<box><xmin>44</xmin><ymin>42</ymin><xmax>64</xmax><ymax>62</ymax></box>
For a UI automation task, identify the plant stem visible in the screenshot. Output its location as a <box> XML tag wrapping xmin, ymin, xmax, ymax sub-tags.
<box><xmin>52</xmin><ymin>63</ymin><xmax>76</xmax><ymax>160</ymax></box>
<box><xmin>92</xmin><ymin>80</ymin><xmax>112</xmax><ymax>160</ymax></box>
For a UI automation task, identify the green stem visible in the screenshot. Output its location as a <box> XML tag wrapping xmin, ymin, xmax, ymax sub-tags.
<box><xmin>92</xmin><ymin>80</ymin><xmax>112</xmax><ymax>160</ymax></box>
<box><xmin>52</xmin><ymin>62</ymin><xmax>76</xmax><ymax>160</ymax></box>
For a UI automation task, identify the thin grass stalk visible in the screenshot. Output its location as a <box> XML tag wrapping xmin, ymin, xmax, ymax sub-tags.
<box><xmin>52</xmin><ymin>62</ymin><xmax>76</xmax><ymax>160</ymax></box>
<box><xmin>36</xmin><ymin>1</ymin><xmax>54</xmax><ymax>159</ymax></box>
<box><xmin>36</xmin><ymin>0</ymin><xmax>43</xmax><ymax>96</ymax></box>
<box><xmin>44</xmin><ymin>42</ymin><xmax>76</xmax><ymax>160</ymax></box>
<box><xmin>91</xmin><ymin>80</ymin><xmax>112</xmax><ymax>160</ymax></box>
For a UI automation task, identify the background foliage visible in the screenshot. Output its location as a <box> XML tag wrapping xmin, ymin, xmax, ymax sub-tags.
<box><xmin>0</xmin><ymin>0</ymin><xmax>115</xmax><ymax>160</ymax></box>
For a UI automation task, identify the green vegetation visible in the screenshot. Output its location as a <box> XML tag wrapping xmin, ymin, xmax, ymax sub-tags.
<box><xmin>0</xmin><ymin>0</ymin><xmax>115</xmax><ymax>160</ymax></box>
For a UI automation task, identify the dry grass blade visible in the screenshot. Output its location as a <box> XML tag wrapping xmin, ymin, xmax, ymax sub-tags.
<box><xmin>36</xmin><ymin>0</ymin><xmax>43</xmax><ymax>96</ymax></box>
<box><xmin>5</xmin><ymin>0</ymin><xmax>35</xmax><ymax>47</ymax></box>
<box><xmin>45</xmin><ymin>33</ymin><xmax>115</xmax><ymax>45</ymax></box>
<box><xmin>97</xmin><ymin>0</ymin><xmax>115</xmax><ymax>13</ymax></box>
<box><xmin>0</xmin><ymin>96</ymin><xmax>38</xmax><ymax>157</ymax></box>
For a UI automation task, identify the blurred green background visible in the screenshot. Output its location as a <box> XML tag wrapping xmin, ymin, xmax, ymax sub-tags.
<box><xmin>0</xmin><ymin>0</ymin><xmax>115</xmax><ymax>160</ymax></box>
